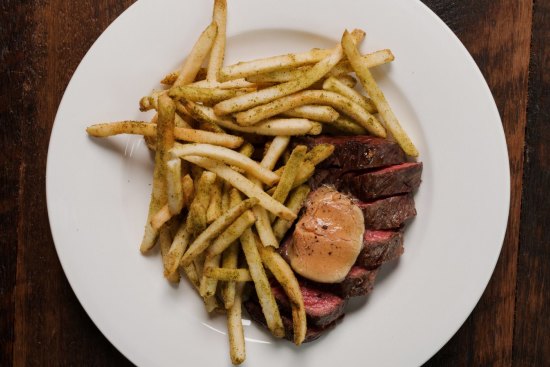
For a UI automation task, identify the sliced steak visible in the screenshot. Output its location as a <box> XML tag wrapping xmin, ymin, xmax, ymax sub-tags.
<box><xmin>325</xmin><ymin>266</ymin><xmax>379</xmax><ymax>298</ymax></box>
<box><xmin>296</xmin><ymin>135</ymin><xmax>407</xmax><ymax>171</ymax></box>
<box><xmin>356</xmin><ymin>230</ymin><xmax>404</xmax><ymax>269</ymax></box>
<box><xmin>244</xmin><ymin>299</ymin><xmax>344</xmax><ymax>343</ymax></box>
<box><xmin>346</xmin><ymin>162</ymin><xmax>423</xmax><ymax>200</ymax></box>
<box><xmin>271</xmin><ymin>282</ymin><xmax>347</xmax><ymax>327</ymax></box>
<box><xmin>358</xmin><ymin>194</ymin><xmax>417</xmax><ymax>229</ymax></box>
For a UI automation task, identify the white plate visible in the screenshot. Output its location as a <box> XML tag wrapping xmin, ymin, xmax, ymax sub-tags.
<box><xmin>46</xmin><ymin>0</ymin><xmax>510</xmax><ymax>366</ymax></box>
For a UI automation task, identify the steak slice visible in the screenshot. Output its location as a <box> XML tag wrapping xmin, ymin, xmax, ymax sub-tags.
<box><xmin>244</xmin><ymin>299</ymin><xmax>344</xmax><ymax>343</ymax></box>
<box><xmin>325</xmin><ymin>266</ymin><xmax>379</xmax><ymax>298</ymax></box>
<box><xmin>356</xmin><ymin>230</ymin><xmax>404</xmax><ymax>269</ymax></box>
<box><xmin>271</xmin><ymin>282</ymin><xmax>347</xmax><ymax>327</ymax></box>
<box><xmin>296</xmin><ymin>135</ymin><xmax>407</xmax><ymax>171</ymax></box>
<box><xmin>358</xmin><ymin>194</ymin><xmax>417</xmax><ymax>229</ymax></box>
<box><xmin>346</xmin><ymin>162</ymin><xmax>423</xmax><ymax>200</ymax></box>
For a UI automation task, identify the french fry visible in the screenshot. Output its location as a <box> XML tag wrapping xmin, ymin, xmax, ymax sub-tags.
<box><xmin>342</xmin><ymin>30</ymin><xmax>418</xmax><ymax>156</ymax></box>
<box><xmin>268</xmin><ymin>161</ymin><xmax>316</xmax><ymax>195</ymax></box>
<box><xmin>204</xmin><ymin>267</ymin><xmax>252</xmax><ymax>282</ymax></box>
<box><xmin>182</xmin><ymin>262</ymin><xmax>201</xmax><ymax>290</ymax></box>
<box><xmin>182</xmin><ymin>156</ymin><xmax>296</xmax><ymax>220</ymax></box>
<box><xmin>281</xmin><ymin>105</ymin><xmax>339</xmax><ymax>123</ymax></box>
<box><xmin>174</xmin><ymin>22</ymin><xmax>218</xmax><ymax>86</ymax></box>
<box><xmin>238</xmin><ymin>142</ymin><xmax>254</xmax><ymax>158</ymax></box>
<box><xmin>86</xmin><ymin>121</ymin><xmax>244</xmax><ymax>149</ymax></box>
<box><xmin>187</xmin><ymin>171</ymin><xmax>216</xmax><ymax>235</ymax></box>
<box><xmin>272</xmin><ymin>185</ymin><xmax>311</xmax><ymax>241</ymax></box>
<box><xmin>164</xmin><ymin>221</ymin><xmax>193</xmax><ymax>277</ymax></box>
<box><xmin>221</xmin><ymin>241</ymin><xmax>239</xmax><ymax>309</ymax></box>
<box><xmin>206</xmin><ymin>177</ymin><xmax>223</xmax><ymax>223</ymax></box>
<box><xmin>185</xmin><ymin>101</ymin><xmax>322</xmax><ymax>135</ymax></box>
<box><xmin>234</xmin><ymin>90</ymin><xmax>386</xmax><ymax>137</ymax></box>
<box><xmin>261</xmin><ymin>136</ymin><xmax>291</xmax><ymax>170</ymax></box>
<box><xmin>150</xmin><ymin>205</ymin><xmax>172</xmax><ymax>230</ymax></box>
<box><xmin>304</xmin><ymin>143</ymin><xmax>334</xmax><ymax>165</ymax></box>
<box><xmin>169</xmin><ymin>86</ymin><xmax>252</xmax><ymax>104</ymax></box>
<box><xmin>171</xmin><ymin>143</ymin><xmax>279</xmax><ymax>186</ymax></box>
<box><xmin>140</xmin><ymin>94</ymin><xmax>175</xmax><ymax>253</ymax></box>
<box><xmin>214</xmin><ymin>43</ymin><xmax>345</xmax><ymax>115</ymax></box>
<box><xmin>207</xmin><ymin>0</ymin><xmax>227</xmax><ymax>83</ymax></box>
<box><xmin>166</xmin><ymin>158</ymin><xmax>184</xmax><ymax>215</ymax></box>
<box><xmin>139</xmin><ymin>90</ymin><xmax>166</xmax><ymax>112</ymax></box>
<box><xmin>240</xmin><ymin>228</ymin><xmax>284</xmax><ymax>338</ymax></box>
<box><xmin>227</xmin><ymin>282</ymin><xmax>246</xmax><ymax>365</ymax></box>
<box><xmin>269</xmin><ymin>145</ymin><xmax>307</xmax><ymax>222</ymax></box>
<box><xmin>323</xmin><ymin>117</ymin><xmax>368</xmax><ymax>135</ymax></box>
<box><xmin>218</xmin><ymin>29</ymin><xmax>365</xmax><ymax>82</ymax></box>
<box><xmin>336</xmin><ymin>74</ymin><xmax>357</xmax><ymax>88</ymax></box>
<box><xmin>182</xmin><ymin>174</ymin><xmax>195</xmax><ymax>208</ymax></box>
<box><xmin>204</xmin><ymin>294</ymin><xmax>221</xmax><ymax>313</ymax></box>
<box><xmin>206</xmin><ymin>210</ymin><xmax>256</xmax><ymax>257</ymax></box>
<box><xmin>256</xmin><ymin>242</ymin><xmax>306</xmax><ymax>345</ymax></box>
<box><xmin>323</xmin><ymin>76</ymin><xmax>377</xmax><ymax>113</ymax></box>
<box><xmin>180</xmin><ymin>197</ymin><xmax>259</xmax><ymax>266</ymax></box>
<box><xmin>159</xmin><ymin>226</ymin><xmax>180</xmax><ymax>283</ymax></box>
<box><xmin>200</xmin><ymin>253</ymin><xmax>221</xmax><ymax>297</ymax></box>
<box><xmin>192</xmin><ymin>78</ymin><xmax>256</xmax><ymax>89</ymax></box>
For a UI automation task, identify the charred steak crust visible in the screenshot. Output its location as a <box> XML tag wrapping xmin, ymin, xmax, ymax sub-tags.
<box><xmin>326</xmin><ymin>266</ymin><xmax>379</xmax><ymax>298</ymax></box>
<box><xmin>358</xmin><ymin>194</ymin><xmax>417</xmax><ymax>229</ymax></box>
<box><xmin>295</xmin><ymin>136</ymin><xmax>407</xmax><ymax>171</ymax></box>
<box><xmin>244</xmin><ymin>299</ymin><xmax>345</xmax><ymax>343</ymax></box>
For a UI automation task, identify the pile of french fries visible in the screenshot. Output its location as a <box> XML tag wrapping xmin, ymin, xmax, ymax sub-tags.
<box><xmin>86</xmin><ymin>0</ymin><xmax>417</xmax><ymax>364</ymax></box>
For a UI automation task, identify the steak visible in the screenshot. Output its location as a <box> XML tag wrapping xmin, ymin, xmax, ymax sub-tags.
<box><xmin>244</xmin><ymin>299</ymin><xmax>344</xmax><ymax>343</ymax></box>
<box><xmin>296</xmin><ymin>135</ymin><xmax>407</xmax><ymax>171</ymax></box>
<box><xmin>358</xmin><ymin>194</ymin><xmax>417</xmax><ymax>229</ymax></box>
<box><xmin>310</xmin><ymin>162</ymin><xmax>423</xmax><ymax>201</ymax></box>
<box><xmin>325</xmin><ymin>266</ymin><xmax>379</xmax><ymax>298</ymax></box>
<box><xmin>271</xmin><ymin>282</ymin><xmax>347</xmax><ymax>327</ymax></box>
<box><xmin>356</xmin><ymin>230</ymin><xmax>404</xmax><ymax>269</ymax></box>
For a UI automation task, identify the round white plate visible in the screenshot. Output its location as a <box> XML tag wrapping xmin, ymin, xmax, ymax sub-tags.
<box><xmin>47</xmin><ymin>0</ymin><xmax>510</xmax><ymax>366</ymax></box>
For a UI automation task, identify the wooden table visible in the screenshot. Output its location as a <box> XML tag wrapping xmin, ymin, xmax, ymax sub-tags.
<box><xmin>1</xmin><ymin>1</ymin><xmax>548</xmax><ymax>366</ymax></box>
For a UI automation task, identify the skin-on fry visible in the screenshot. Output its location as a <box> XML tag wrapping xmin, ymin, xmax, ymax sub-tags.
<box><xmin>207</xmin><ymin>0</ymin><xmax>227</xmax><ymax>82</ymax></box>
<box><xmin>185</xmin><ymin>101</ymin><xmax>322</xmax><ymax>135</ymax></box>
<box><xmin>164</xmin><ymin>221</ymin><xmax>193</xmax><ymax>277</ymax></box>
<box><xmin>200</xmin><ymin>254</ymin><xmax>221</xmax><ymax>297</ymax></box>
<box><xmin>227</xmin><ymin>282</ymin><xmax>246</xmax><ymax>365</ymax></box>
<box><xmin>342</xmin><ymin>30</ymin><xmax>418</xmax><ymax>156</ymax></box>
<box><xmin>272</xmin><ymin>185</ymin><xmax>311</xmax><ymax>241</ymax></box>
<box><xmin>240</xmin><ymin>228</ymin><xmax>285</xmax><ymax>338</ymax></box>
<box><xmin>182</xmin><ymin>156</ymin><xmax>296</xmax><ymax>220</ymax></box>
<box><xmin>269</xmin><ymin>145</ymin><xmax>307</xmax><ymax>222</ymax></box>
<box><xmin>180</xmin><ymin>197</ymin><xmax>259</xmax><ymax>266</ymax></box>
<box><xmin>323</xmin><ymin>116</ymin><xmax>368</xmax><ymax>135</ymax></box>
<box><xmin>140</xmin><ymin>95</ymin><xmax>175</xmax><ymax>253</ymax></box>
<box><xmin>256</xmin><ymin>242</ymin><xmax>306</xmax><ymax>345</ymax></box>
<box><xmin>169</xmin><ymin>86</ymin><xmax>252</xmax><ymax>104</ymax></box>
<box><xmin>204</xmin><ymin>267</ymin><xmax>252</xmax><ymax>282</ymax></box>
<box><xmin>174</xmin><ymin>22</ymin><xmax>218</xmax><ymax>86</ymax></box>
<box><xmin>234</xmin><ymin>90</ymin><xmax>386</xmax><ymax>137</ymax></box>
<box><xmin>206</xmin><ymin>210</ymin><xmax>256</xmax><ymax>257</ymax></box>
<box><xmin>323</xmin><ymin>76</ymin><xmax>377</xmax><ymax>113</ymax></box>
<box><xmin>170</xmin><ymin>143</ymin><xmax>280</xmax><ymax>186</ymax></box>
<box><xmin>206</xmin><ymin>177</ymin><xmax>223</xmax><ymax>224</ymax></box>
<box><xmin>218</xmin><ymin>29</ymin><xmax>365</xmax><ymax>82</ymax></box>
<box><xmin>213</xmin><ymin>43</ymin><xmax>345</xmax><ymax>115</ymax></box>
<box><xmin>166</xmin><ymin>158</ymin><xmax>184</xmax><ymax>215</ymax></box>
<box><xmin>86</xmin><ymin>121</ymin><xmax>244</xmax><ymax>149</ymax></box>
<box><xmin>281</xmin><ymin>105</ymin><xmax>339</xmax><ymax>123</ymax></box>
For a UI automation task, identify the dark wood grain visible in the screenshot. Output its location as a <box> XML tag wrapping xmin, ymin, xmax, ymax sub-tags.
<box><xmin>1</xmin><ymin>0</ymin><xmax>547</xmax><ymax>366</ymax></box>
<box><xmin>421</xmin><ymin>1</ymin><xmax>533</xmax><ymax>366</ymax></box>
<box><xmin>513</xmin><ymin>0</ymin><xmax>550</xmax><ymax>365</ymax></box>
